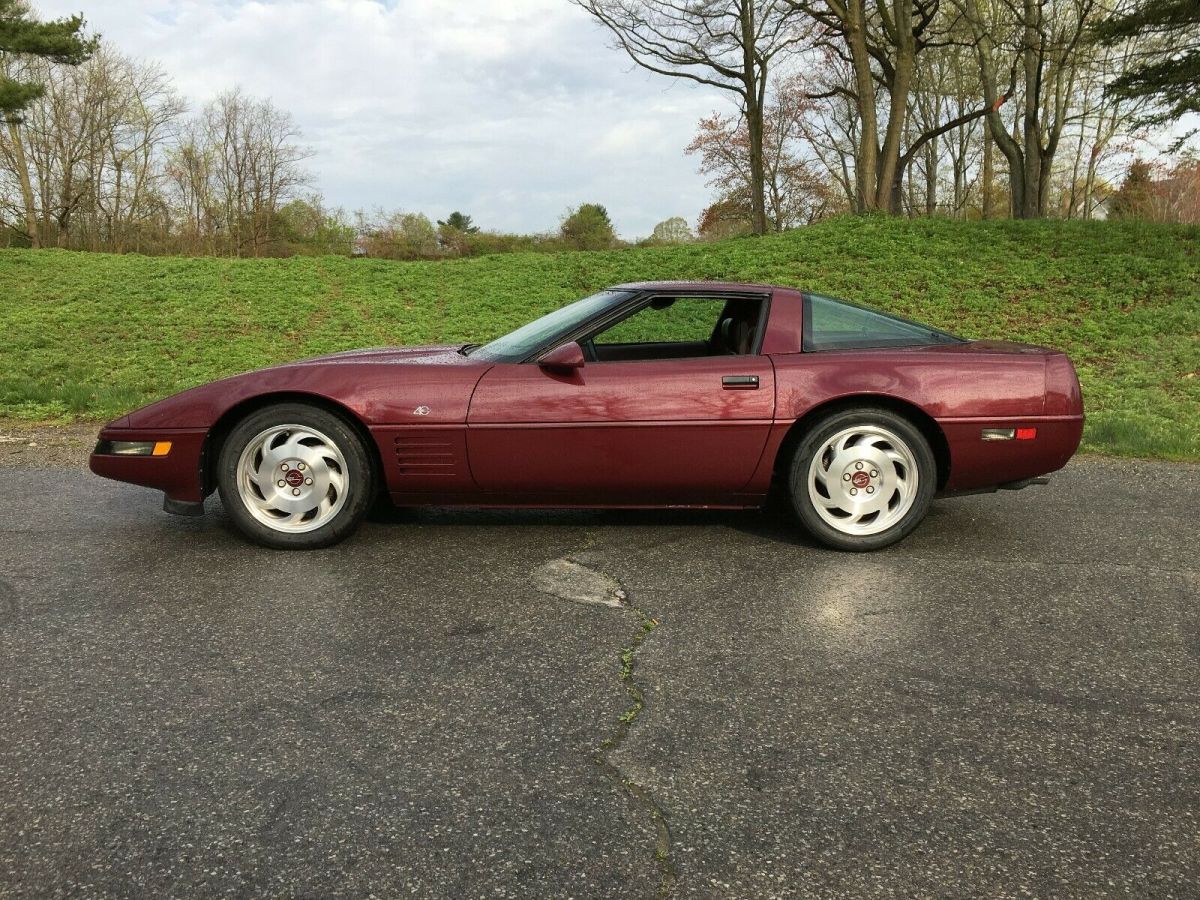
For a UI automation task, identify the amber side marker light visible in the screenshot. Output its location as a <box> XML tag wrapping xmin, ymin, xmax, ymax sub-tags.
<box><xmin>95</xmin><ymin>440</ymin><xmax>173</xmax><ymax>456</ymax></box>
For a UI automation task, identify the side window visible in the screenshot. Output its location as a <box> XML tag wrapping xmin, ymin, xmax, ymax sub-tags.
<box><xmin>595</xmin><ymin>297</ymin><xmax>720</xmax><ymax>346</ymax></box>
<box><xmin>586</xmin><ymin>296</ymin><xmax>765</xmax><ymax>361</ymax></box>
<box><xmin>803</xmin><ymin>293</ymin><xmax>962</xmax><ymax>351</ymax></box>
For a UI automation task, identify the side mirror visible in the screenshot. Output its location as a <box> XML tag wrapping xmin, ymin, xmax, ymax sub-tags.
<box><xmin>538</xmin><ymin>341</ymin><xmax>585</xmax><ymax>372</ymax></box>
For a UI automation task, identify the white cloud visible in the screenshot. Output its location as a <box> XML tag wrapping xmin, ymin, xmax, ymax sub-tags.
<box><xmin>34</xmin><ymin>0</ymin><xmax>730</xmax><ymax>237</ymax></box>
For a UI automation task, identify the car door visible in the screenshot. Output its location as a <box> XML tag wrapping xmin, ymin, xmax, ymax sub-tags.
<box><xmin>465</xmin><ymin>296</ymin><xmax>776</xmax><ymax>502</ymax></box>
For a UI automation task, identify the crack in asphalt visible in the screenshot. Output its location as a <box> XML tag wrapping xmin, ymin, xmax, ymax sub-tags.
<box><xmin>535</xmin><ymin>544</ymin><xmax>677</xmax><ymax>897</ymax></box>
<box><xmin>591</xmin><ymin>597</ymin><xmax>676</xmax><ymax>897</ymax></box>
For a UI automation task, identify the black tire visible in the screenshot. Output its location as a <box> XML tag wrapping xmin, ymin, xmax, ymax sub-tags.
<box><xmin>216</xmin><ymin>403</ymin><xmax>375</xmax><ymax>550</ymax></box>
<box><xmin>788</xmin><ymin>407</ymin><xmax>936</xmax><ymax>552</ymax></box>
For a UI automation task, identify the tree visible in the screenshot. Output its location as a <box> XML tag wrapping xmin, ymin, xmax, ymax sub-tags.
<box><xmin>196</xmin><ymin>88</ymin><xmax>311</xmax><ymax>256</ymax></box>
<box><xmin>686</xmin><ymin>75</ymin><xmax>841</xmax><ymax>229</ymax></box>
<box><xmin>954</xmin><ymin>0</ymin><xmax>1104</xmax><ymax>219</ymax></box>
<box><xmin>560</xmin><ymin>202</ymin><xmax>617</xmax><ymax>249</ymax></box>
<box><xmin>0</xmin><ymin>43</ymin><xmax>184</xmax><ymax>250</ymax></box>
<box><xmin>276</xmin><ymin>196</ymin><xmax>354</xmax><ymax>255</ymax></box>
<box><xmin>697</xmin><ymin>197</ymin><xmax>755</xmax><ymax>239</ymax></box>
<box><xmin>164</xmin><ymin>119</ymin><xmax>217</xmax><ymax>254</ymax></box>
<box><xmin>0</xmin><ymin>0</ymin><xmax>95</xmax><ymax>246</ymax></box>
<box><xmin>1110</xmin><ymin>157</ymin><xmax>1200</xmax><ymax>223</ymax></box>
<box><xmin>569</xmin><ymin>0</ymin><xmax>807</xmax><ymax>235</ymax></box>
<box><xmin>650</xmin><ymin>216</ymin><xmax>694</xmax><ymax>243</ymax></box>
<box><xmin>437</xmin><ymin>211</ymin><xmax>478</xmax><ymax>233</ymax></box>
<box><xmin>1093</xmin><ymin>0</ymin><xmax>1200</xmax><ymax>147</ymax></box>
<box><xmin>0</xmin><ymin>0</ymin><xmax>95</xmax><ymax>119</ymax></box>
<box><xmin>791</xmin><ymin>51</ymin><xmax>861</xmax><ymax>208</ymax></box>
<box><xmin>436</xmin><ymin>210</ymin><xmax>479</xmax><ymax>255</ymax></box>
<box><xmin>787</xmin><ymin>0</ymin><xmax>995</xmax><ymax>215</ymax></box>
<box><xmin>357</xmin><ymin>208</ymin><xmax>439</xmax><ymax>259</ymax></box>
<box><xmin>1058</xmin><ymin>29</ymin><xmax>1155</xmax><ymax>219</ymax></box>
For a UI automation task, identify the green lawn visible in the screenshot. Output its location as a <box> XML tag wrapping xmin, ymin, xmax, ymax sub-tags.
<box><xmin>2</xmin><ymin>216</ymin><xmax>1197</xmax><ymax>459</ymax></box>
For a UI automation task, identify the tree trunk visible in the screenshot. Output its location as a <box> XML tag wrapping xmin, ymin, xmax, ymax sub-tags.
<box><xmin>924</xmin><ymin>145</ymin><xmax>937</xmax><ymax>215</ymax></box>
<box><xmin>745</xmin><ymin>94</ymin><xmax>769</xmax><ymax>234</ymax></box>
<box><xmin>740</xmin><ymin>0</ymin><xmax>769</xmax><ymax>235</ymax></box>
<box><xmin>6</xmin><ymin>120</ymin><xmax>40</xmax><ymax>248</ymax></box>
<box><xmin>1017</xmin><ymin>4</ymin><xmax>1043</xmax><ymax>218</ymax></box>
<box><xmin>962</xmin><ymin>0</ymin><xmax>1025</xmax><ymax>218</ymax></box>
<box><xmin>906</xmin><ymin>162</ymin><xmax>916</xmax><ymax>216</ymax></box>
<box><xmin>846</xmin><ymin>0</ymin><xmax>879</xmax><ymax>212</ymax></box>
<box><xmin>982</xmin><ymin>122</ymin><xmax>994</xmax><ymax>218</ymax></box>
<box><xmin>1083</xmin><ymin>141</ymin><xmax>1102</xmax><ymax>220</ymax></box>
<box><xmin>876</xmin><ymin>1</ymin><xmax>917</xmax><ymax>213</ymax></box>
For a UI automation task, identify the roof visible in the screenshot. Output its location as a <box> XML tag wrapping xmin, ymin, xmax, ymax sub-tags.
<box><xmin>611</xmin><ymin>280</ymin><xmax>799</xmax><ymax>294</ymax></box>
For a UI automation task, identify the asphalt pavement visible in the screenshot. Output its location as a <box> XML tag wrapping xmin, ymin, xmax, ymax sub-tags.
<box><xmin>1</xmin><ymin>458</ymin><xmax>1197</xmax><ymax>898</ymax></box>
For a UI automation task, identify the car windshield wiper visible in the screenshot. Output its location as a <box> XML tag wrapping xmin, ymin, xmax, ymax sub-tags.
<box><xmin>457</xmin><ymin>343</ymin><xmax>481</xmax><ymax>356</ymax></box>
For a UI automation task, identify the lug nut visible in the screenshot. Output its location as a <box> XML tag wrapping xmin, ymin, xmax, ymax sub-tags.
<box><xmin>870</xmin><ymin>470</ymin><xmax>878</xmax><ymax>477</ymax></box>
<box><xmin>292</xmin><ymin>488</ymin><xmax>301</xmax><ymax>496</ymax></box>
<box><xmin>850</xmin><ymin>488</ymin><xmax>858</xmax><ymax>496</ymax></box>
<box><xmin>843</xmin><ymin>473</ymin><xmax>851</xmax><ymax>481</ymax></box>
<box><xmin>305</xmin><ymin>478</ymin><xmax>313</xmax><ymax>485</ymax></box>
<box><xmin>855</xmin><ymin>462</ymin><xmax>863</xmax><ymax>470</ymax></box>
<box><xmin>297</xmin><ymin>463</ymin><xmax>305</xmax><ymax>471</ymax></box>
<box><xmin>277</xmin><ymin>480</ymin><xmax>285</xmax><ymax>488</ymax></box>
<box><xmin>866</xmin><ymin>486</ymin><xmax>875</xmax><ymax>494</ymax></box>
<box><xmin>281</xmin><ymin>463</ymin><xmax>289</xmax><ymax>471</ymax></box>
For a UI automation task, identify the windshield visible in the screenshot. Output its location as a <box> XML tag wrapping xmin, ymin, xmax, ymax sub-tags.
<box><xmin>469</xmin><ymin>290</ymin><xmax>634</xmax><ymax>362</ymax></box>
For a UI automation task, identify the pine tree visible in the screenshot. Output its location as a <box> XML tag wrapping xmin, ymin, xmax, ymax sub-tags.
<box><xmin>0</xmin><ymin>0</ymin><xmax>96</xmax><ymax>120</ymax></box>
<box><xmin>560</xmin><ymin>204</ymin><xmax>617</xmax><ymax>250</ymax></box>
<box><xmin>1093</xmin><ymin>0</ymin><xmax>1200</xmax><ymax>144</ymax></box>
<box><xmin>437</xmin><ymin>212</ymin><xmax>479</xmax><ymax>234</ymax></box>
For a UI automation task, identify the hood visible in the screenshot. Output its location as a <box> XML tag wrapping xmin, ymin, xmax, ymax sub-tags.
<box><xmin>111</xmin><ymin>344</ymin><xmax>483</xmax><ymax>430</ymax></box>
<box><xmin>275</xmin><ymin>344</ymin><xmax>468</xmax><ymax>367</ymax></box>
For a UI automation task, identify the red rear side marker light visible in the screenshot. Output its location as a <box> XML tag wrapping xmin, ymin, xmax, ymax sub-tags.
<box><xmin>981</xmin><ymin>427</ymin><xmax>1038</xmax><ymax>442</ymax></box>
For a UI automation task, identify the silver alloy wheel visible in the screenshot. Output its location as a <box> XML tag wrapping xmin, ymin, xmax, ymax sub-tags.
<box><xmin>235</xmin><ymin>424</ymin><xmax>349</xmax><ymax>533</ymax></box>
<box><xmin>807</xmin><ymin>424</ymin><xmax>919</xmax><ymax>536</ymax></box>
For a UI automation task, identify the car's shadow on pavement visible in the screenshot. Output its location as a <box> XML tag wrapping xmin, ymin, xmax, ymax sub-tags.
<box><xmin>361</xmin><ymin>494</ymin><xmax>822</xmax><ymax>543</ymax></box>
<box><xmin>188</xmin><ymin>491</ymin><xmax>987</xmax><ymax>554</ymax></box>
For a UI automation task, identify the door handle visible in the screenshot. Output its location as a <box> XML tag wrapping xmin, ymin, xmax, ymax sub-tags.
<box><xmin>722</xmin><ymin>375</ymin><xmax>759</xmax><ymax>389</ymax></box>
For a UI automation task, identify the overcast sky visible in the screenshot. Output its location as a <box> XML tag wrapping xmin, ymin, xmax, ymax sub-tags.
<box><xmin>35</xmin><ymin>0</ymin><xmax>730</xmax><ymax>239</ymax></box>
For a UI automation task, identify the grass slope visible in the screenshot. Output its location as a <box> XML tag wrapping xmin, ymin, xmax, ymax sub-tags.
<box><xmin>2</xmin><ymin>216</ymin><xmax>1197</xmax><ymax>459</ymax></box>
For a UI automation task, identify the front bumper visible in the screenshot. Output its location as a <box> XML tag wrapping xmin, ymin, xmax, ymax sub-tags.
<box><xmin>89</xmin><ymin>426</ymin><xmax>208</xmax><ymax>504</ymax></box>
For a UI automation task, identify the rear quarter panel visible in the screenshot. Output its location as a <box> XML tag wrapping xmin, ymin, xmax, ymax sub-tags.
<box><xmin>766</xmin><ymin>344</ymin><xmax>1082</xmax><ymax>492</ymax></box>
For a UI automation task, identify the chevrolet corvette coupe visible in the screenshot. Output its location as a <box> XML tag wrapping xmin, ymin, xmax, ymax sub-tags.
<box><xmin>90</xmin><ymin>282</ymin><xmax>1083</xmax><ymax>551</ymax></box>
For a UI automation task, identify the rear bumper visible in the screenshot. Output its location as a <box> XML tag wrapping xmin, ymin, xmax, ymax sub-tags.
<box><xmin>939</xmin><ymin>414</ymin><xmax>1084</xmax><ymax>493</ymax></box>
<box><xmin>89</xmin><ymin>426</ymin><xmax>208</xmax><ymax>503</ymax></box>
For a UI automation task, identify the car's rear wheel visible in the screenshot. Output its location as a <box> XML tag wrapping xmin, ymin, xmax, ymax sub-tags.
<box><xmin>788</xmin><ymin>407</ymin><xmax>935</xmax><ymax>551</ymax></box>
<box><xmin>217</xmin><ymin>403</ymin><xmax>374</xmax><ymax>549</ymax></box>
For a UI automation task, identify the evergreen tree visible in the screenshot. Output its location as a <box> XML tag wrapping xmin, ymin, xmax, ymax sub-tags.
<box><xmin>1094</xmin><ymin>0</ymin><xmax>1200</xmax><ymax>145</ymax></box>
<box><xmin>437</xmin><ymin>211</ymin><xmax>479</xmax><ymax>234</ymax></box>
<box><xmin>0</xmin><ymin>0</ymin><xmax>96</xmax><ymax>120</ymax></box>
<box><xmin>560</xmin><ymin>203</ymin><xmax>617</xmax><ymax>250</ymax></box>
<box><xmin>1110</xmin><ymin>160</ymin><xmax>1156</xmax><ymax>219</ymax></box>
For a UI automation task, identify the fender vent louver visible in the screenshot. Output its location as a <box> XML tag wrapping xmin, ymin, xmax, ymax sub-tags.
<box><xmin>393</xmin><ymin>436</ymin><xmax>458</xmax><ymax>477</ymax></box>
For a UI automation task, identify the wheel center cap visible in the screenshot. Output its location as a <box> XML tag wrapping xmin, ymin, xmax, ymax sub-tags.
<box><xmin>284</xmin><ymin>469</ymin><xmax>305</xmax><ymax>488</ymax></box>
<box><xmin>851</xmin><ymin>471</ymin><xmax>871</xmax><ymax>489</ymax></box>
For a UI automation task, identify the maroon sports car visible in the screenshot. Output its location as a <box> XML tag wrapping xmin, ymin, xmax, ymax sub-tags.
<box><xmin>90</xmin><ymin>282</ymin><xmax>1083</xmax><ymax>551</ymax></box>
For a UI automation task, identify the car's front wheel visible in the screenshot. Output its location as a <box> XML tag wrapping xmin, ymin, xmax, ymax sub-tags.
<box><xmin>788</xmin><ymin>407</ymin><xmax>936</xmax><ymax>551</ymax></box>
<box><xmin>217</xmin><ymin>403</ymin><xmax>374</xmax><ymax>549</ymax></box>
